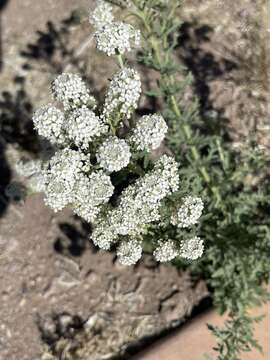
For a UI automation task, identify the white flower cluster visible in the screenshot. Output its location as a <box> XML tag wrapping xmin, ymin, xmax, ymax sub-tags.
<box><xmin>90</xmin><ymin>1</ymin><xmax>140</xmax><ymax>56</ymax></box>
<box><xmin>51</xmin><ymin>73</ymin><xmax>96</xmax><ymax>111</ymax></box>
<box><xmin>103</xmin><ymin>67</ymin><xmax>141</xmax><ymax>121</ymax></box>
<box><xmin>89</xmin><ymin>0</ymin><xmax>114</xmax><ymax>29</ymax></box>
<box><xmin>91</xmin><ymin>155</ymin><xmax>180</xmax><ymax>261</ymax></box>
<box><xmin>153</xmin><ymin>236</ymin><xmax>204</xmax><ymax>263</ymax></box>
<box><xmin>116</xmin><ymin>239</ymin><xmax>142</xmax><ymax>265</ymax></box>
<box><xmin>154</xmin><ymin>239</ymin><xmax>179</xmax><ymax>262</ymax></box>
<box><xmin>171</xmin><ymin>196</ymin><xmax>204</xmax><ymax>228</ymax></box>
<box><xmin>180</xmin><ymin>236</ymin><xmax>204</xmax><ymax>260</ymax></box>
<box><xmin>129</xmin><ymin>114</ymin><xmax>168</xmax><ymax>152</ymax></box>
<box><xmin>42</xmin><ymin>149</ymin><xmax>114</xmax><ymax>220</ymax></box>
<box><xmin>34</xmin><ymin>73</ymin><xmax>106</xmax><ymax>149</ymax></box>
<box><xmin>94</xmin><ymin>22</ymin><xmax>140</xmax><ymax>56</ymax></box>
<box><xmin>97</xmin><ymin>136</ymin><xmax>131</xmax><ymax>172</ymax></box>
<box><xmin>42</xmin><ymin>149</ymin><xmax>90</xmax><ymax>211</ymax></box>
<box><xmin>66</xmin><ymin>107</ymin><xmax>107</xmax><ymax>149</ymax></box>
<box><xmin>33</xmin><ymin>105</ymin><xmax>66</xmax><ymax>145</ymax></box>
<box><xmin>72</xmin><ymin>172</ymin><xmax>114</xmax><ymax>222</ymax></box>
<box><xmin>150</xmin><ymin>196</ymin><xmax>204</xmax><ymax>263</ymax></box>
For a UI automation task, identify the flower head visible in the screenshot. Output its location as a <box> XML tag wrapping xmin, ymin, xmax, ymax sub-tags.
<box><xmin>129</xmin><ymin>114</ymin><xmax>168</xmax><ymax>152</ymax></box>
<box><xmin>43</xmin><ymin>149</ymin><xmax>90</xmax><ymax>211</ymax></box>
<box><xmin>97</xmin><ymin>136</ymin><xmax>131</xmax><ymax>172</ymax></box>
<box><xmin>153</xmin><ymin>155</ymin><xmax>180</xmax><ymax>194</ymax></box>
<box><xmin>117</xmin><ymin>238</ymin><xmax>142</xmax><ymax>265</ymax></box>
<box><xmin>66</xmin><ymin>107</ymin><xmax>107</xmax><ymax>149</ymax></box>
<box><xmin>94</xmin><ymin>21</ymin><xmax>140</xmax><ymax>56</ymax></box>
<box><xmin>51</xmin><ymin>73</ymin><xmax>96</xmax><ymax>111</ymax></box>
<box><xmin>91</xmin><ymin>215</ymin><xmax>118</xmax><ymax>250</ymax></box>
<box><xmin>72</xmin><ymin>172</ymin><xmax>114</xmax><ymax>222</ymax></box>
<box><xmin>154</xmin><ymin>239</ymin><xmax>179</xmax><ymax>262</ymax></box>
<box><xmin>103</xmin><ymin>67</ymin><xmax>141</xmax><ymax>121</ymax></box>
<box><xmin>33</xmin><ymin>105</ymin><xmax>66</xmax><ymax>144</ymax></box>
<box><xmin>171</xmin><ymin>196</ymin><xmax>204</xmax><ymax>228</ymax></box>
<box><xmin>180</xmin><ymin>236</ymin><xmax>204</xmax><ymax>260</ymax></box>
<box><xmin>89</xmin><ymin>0</ymin><xmax>114</xmax><ymax>29</ymax></box>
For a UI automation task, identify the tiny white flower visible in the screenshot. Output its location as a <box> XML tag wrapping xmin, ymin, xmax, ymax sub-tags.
<box><xmin>33</xmin><ymin>105</ymin><xmax>66</xmax><ymax>144</ymax></box>
<box><xmin>129</xmin><ymin>114</ymin><xmax>168</xmax><ymax>152</ymax></box>
<box><xmin>92</xmin><ymin>154</ymin><xmax>180</xmax><ymax>242</ymax></box>
<box><xmin>117</xmin><ymin>238</ymin><xmax>142</xmax><ymax>265</ymax></box>
<box><xmin>171</xmin><ymin>196</ymin><xmax>204</xmax><ymax>228</ymax></box>
<box><xmin>153</xmin><ymin>239</ymin><xmax>179</xmax><ymax>262</ymax></box>
<box><xmin>153</xmin><ymin>155</ymin><xmax>180</xmax><ymax>194</ymax></box>
<box><xmin>94</xmin><ymin>21</ymin><xmax>140</xmax><ymax>56</ymax></box>
<box><xmin>51</xmin><ymin>73</ymin><xmax>96</xmax><ymax>111</ymax></box>
<box><xmin>66</xmin><ymin>107</ymin><xmax>108</xmax><ymax>149</ymax></box>
<box><xmin>89</xmin><ymin>0</ymin><xmax>114</xmax><ymax>29</ymax></box>
<box><xmin>72</xmin><ymin>172</ymin><xmax>114</xmax><ymax>222</ymax></box>
<box><xmin>103</xmin><ymin>67</ymin><xmax>141</xmax><ymax>121</ymax></box>
<box><xmin>180</xmin><ymin>236</ymin><xmax>204</xmax><ymax>260</ymax></box>
<box><xmin>43</xmin><ymin>149</ymin><xmax>90</xmax><ymax>211</ymax></box>
<box><xmin>92</xmin><ymin>223</ymin><xmax>117</xmax><ymax>250</ymax></box>
<box><xmin>97</xmin><ymin>136</ymin><xmax>131</xmax><ymax>172</ymax></box>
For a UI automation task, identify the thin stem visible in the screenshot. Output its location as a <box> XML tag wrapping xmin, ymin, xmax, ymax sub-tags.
<box><xmin>129</xmin><ymin>3</ymin><xmax>222</xmax><ymax>203</ymax></box>
<box><xmin>117</xmin><ymin>53</ymin><xmax>124</xmax><ymax>68</ymax></box>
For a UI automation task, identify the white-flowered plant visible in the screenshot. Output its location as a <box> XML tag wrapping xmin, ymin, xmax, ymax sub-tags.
<box><xmin>20</xmin><ymin>1</ymin><xmax>205</xmax><ymax>265</ymax></box>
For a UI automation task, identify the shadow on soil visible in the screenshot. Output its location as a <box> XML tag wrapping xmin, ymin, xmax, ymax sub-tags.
<box><xmin>177</xmin><ymin>21</ymin><xmax>238</xmax><ymax>138</ymax></box>
<box><xmin>54</xmin><ymin>218</ymin><xmax>94</xmax><ymax>257</ymax></box>
<box><xmin>20</xmin><ymin>11</ymin><xmax>84</xmax><ymax>75</ymax></box>
<box><xmin>0</xmin><ymin>76</ymin><xmax>37</xmax><ymax>217</ymax></box>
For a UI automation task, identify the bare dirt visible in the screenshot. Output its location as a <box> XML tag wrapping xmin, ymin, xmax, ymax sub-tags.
<box><xmin>0</xmin><ymin>193</ymin><xmax>207</xmax><ymax>360</ymax></box>
<box><xmin>180</xmin><ymin>0</ymin><xmax>270</xmax><ymax>148</ymax></box>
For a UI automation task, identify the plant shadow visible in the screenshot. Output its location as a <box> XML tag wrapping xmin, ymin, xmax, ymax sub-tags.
<box><xmin>54</xmin><ymin>217</ymin><xmax>95</xmax><ymax>258</ymax></box>
<box><xmin>177</xmin><ymin>21</ymin><xmax>238</xmax><ymax>138</ymax></box>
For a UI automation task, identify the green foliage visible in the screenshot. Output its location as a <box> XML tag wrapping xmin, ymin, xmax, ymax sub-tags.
<box><xmin>110</xmin><ymin>0</ymin><xmax>270</xmax><ymax>358</ymax></box>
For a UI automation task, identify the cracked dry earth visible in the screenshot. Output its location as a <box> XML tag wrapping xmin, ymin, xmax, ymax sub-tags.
<box><xmin>0</xmin><ymin>192</ymin><xmax>207</xmax><ymax>360</ymax></box>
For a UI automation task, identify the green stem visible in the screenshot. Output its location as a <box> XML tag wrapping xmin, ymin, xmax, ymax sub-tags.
<box><xmin>117</xmin><ymin>53</ymin><xmax>124</xmax><ymax>68</ymax></box>
<box><xmin>131</xmin><ymin>4</ymin><xmax>221</xmax><ymax>202</ymax></box>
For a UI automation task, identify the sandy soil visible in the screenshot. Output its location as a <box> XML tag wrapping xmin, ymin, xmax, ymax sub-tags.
<box><xmin>0</xmin><ymin>193</ymin><xmax>207</xmax><ymax>360</ymax></box>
